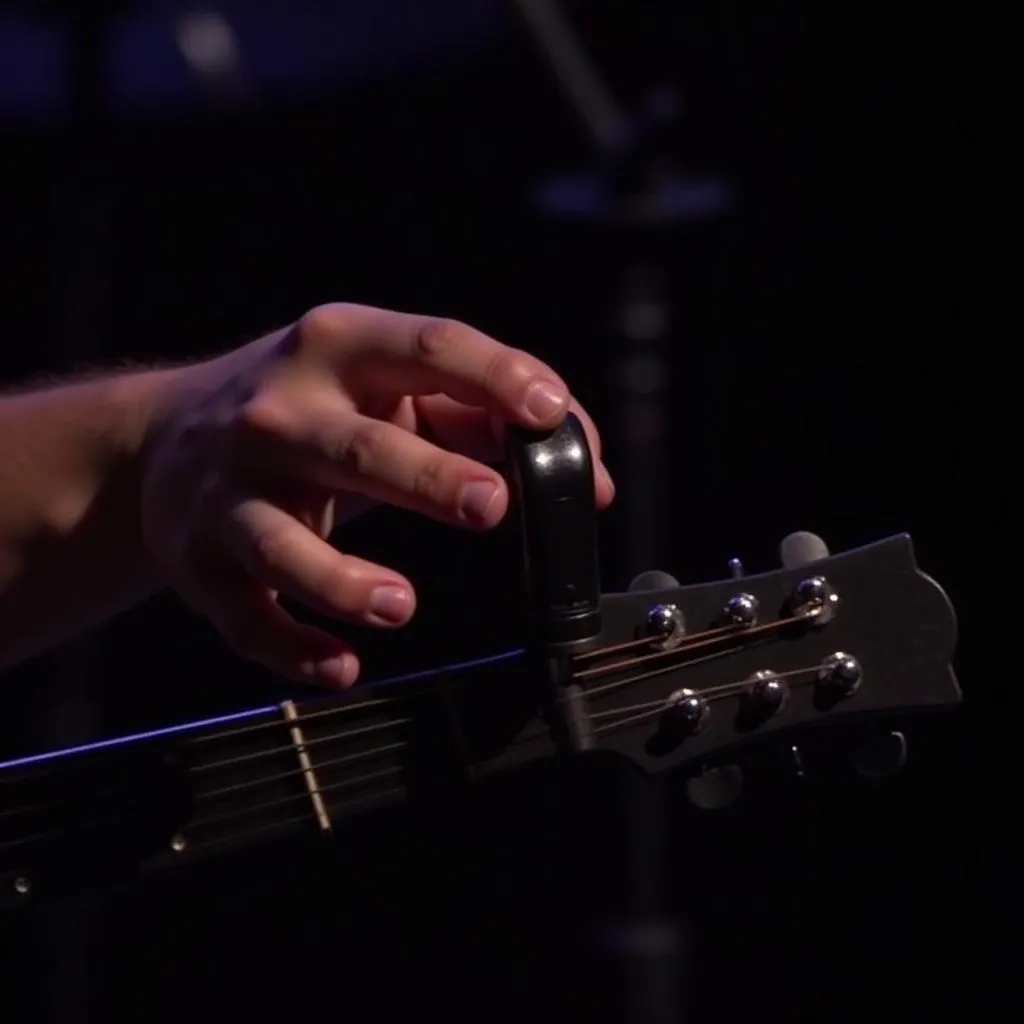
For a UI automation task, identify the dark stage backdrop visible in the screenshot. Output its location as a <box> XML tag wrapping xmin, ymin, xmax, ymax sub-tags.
<box><xmin>0</xmin><ymin>1</ymin><xmax>1016</xmax><ymax>1021</ymax></box>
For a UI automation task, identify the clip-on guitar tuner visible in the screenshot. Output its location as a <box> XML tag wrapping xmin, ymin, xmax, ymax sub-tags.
<box><xmin>506</xmin><ymin>413</ymin><xmax>683</xmax><ymax>1024</ymax></box>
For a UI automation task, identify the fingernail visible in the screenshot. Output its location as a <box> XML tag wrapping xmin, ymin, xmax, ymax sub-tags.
<box><xmin>316</xmin><ymin>653</ymin><xmax>359</xmax><ymax>688</ymax></box>
<box><xmin>458</xmin><ymin>479</ymin><xmax>499</xmax><ymax>525</ymax></box>
<box><xmin>524</xmin><ymin>378</ymin><xmax>568</xmax><ymax>422</ymax></box>
<box><xmin>368</xmin><ymin>585</ymin><xmax>413</xmax><ymax>626</ymax></box>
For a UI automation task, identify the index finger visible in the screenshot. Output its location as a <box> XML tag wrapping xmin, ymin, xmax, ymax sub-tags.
<box><xmin>298</xmin><ymin>304</ymin><xmax>571</xmax><ymax>429</ymax></box>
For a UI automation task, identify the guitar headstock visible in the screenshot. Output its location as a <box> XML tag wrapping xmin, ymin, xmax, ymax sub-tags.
<box><xmin>582</xmin><ymin>532</ymin><xmax>959</xmax><ymax>775</ymax></box>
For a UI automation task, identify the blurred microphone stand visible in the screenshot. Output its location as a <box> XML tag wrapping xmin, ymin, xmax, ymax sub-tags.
<box><xmin>512</xmin><ymin>2</ymin><xmax>731</xmax><ymax>1020</ymax></box>
<box><xmin>514</xmin><ymin>0</ymin><xmax>731</xmax><ymax>586</ymax></box>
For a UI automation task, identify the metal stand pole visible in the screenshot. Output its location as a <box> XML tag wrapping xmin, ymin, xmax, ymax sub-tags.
<box><xmin>514</xmin><ymin>6</ymin><xmax>731</xmax><ymax>1017</ymax></box>
<box><xmin>519</xmin><ymin>0</ymin><xmax>731</xmax><ymax>583</ymax></box>
<box><xmin>590</xmin><ymin>771</ymin><xmax>684</xmax><ymax>1024</ymax></box>
<box><xmin>612</xmin><ymin>262</ymin><xmax>673</xmax><ymax>582</ymax></box>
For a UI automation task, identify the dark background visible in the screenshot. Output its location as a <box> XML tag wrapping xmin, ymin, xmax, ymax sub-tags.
<box><xmin>0</xmin><ymin>1</ymin><xmax>1017</xmax><ymax>1021</ymax></box>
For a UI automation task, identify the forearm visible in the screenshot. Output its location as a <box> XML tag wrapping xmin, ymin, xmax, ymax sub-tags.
<box><xmin>0</xmin><ymin>366</ymin><xmax>190</xmax><ymax>669</ymax></box>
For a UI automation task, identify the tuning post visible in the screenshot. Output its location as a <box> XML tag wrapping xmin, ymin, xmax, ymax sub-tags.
<box><xmin>723</xmin><ymin>592</ymin><xmax>759</xmax><ymax>628</ymax></box>
<box><xmin>663</xmin><ymin>688</ymin><xmax>709</xmax><ymax>736</ymax></box>
<box><xmin>789</xmin><ymin>575</ymin><xmax>840</xmax><ymax>625</ymax></box>
<box><xmin>643</xmin><ymin>603</ymin><xmax>686</xmax><ymax>650</ymax></box>
<box><xmin>817</xmin><ymin>652</ymin><xmax>862</xmax><ymax>699</ymax></box>
<box><xmin>745</xmin><ymin>669</ymin><xmax>788</xmax><ymax>716</ymax></box>
<box><xmin>727</xmin><ymin>557</ymin><xmax>744</xmax><ymax>579</ymax></box>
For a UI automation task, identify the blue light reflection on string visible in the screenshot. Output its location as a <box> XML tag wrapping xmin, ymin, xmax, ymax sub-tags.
<box><xmin>0</xmin><ymin>648</ymin><xmax>525</xmax><ymax>772</ymax></box>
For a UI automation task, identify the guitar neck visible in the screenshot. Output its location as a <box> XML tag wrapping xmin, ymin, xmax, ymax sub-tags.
<box><xmin>0</xmin><ymin>647</ymin><xmax>552</xmax><ymax>909</ymax></box>
<box><xmin>0</xmin><ymin>531</ymin><xmax>965</xmax><ymax>909</ymax></box>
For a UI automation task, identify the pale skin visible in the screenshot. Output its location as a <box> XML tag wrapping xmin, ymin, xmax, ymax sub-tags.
<box><xmin>0</xmin><ymin>304</ymin><xmax>614</xmax><ymax>686</ymax></box>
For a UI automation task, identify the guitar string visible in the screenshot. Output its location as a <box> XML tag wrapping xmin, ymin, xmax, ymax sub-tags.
<box><xmin>178</xmin><ymin>662</ymin><xmax>831</xmax><ymax>856</ymax></box>
<box><xmin>0</xmin><ymin>659</ymin><xmax>832</xmax><ymax>857</ymax></box>
<box><xmin>191</xmin><ymin>668</ymin><xmax>823</xmax><ymax>834</ymax></box>
<box><xmin>191</xmin><ymin>765</ymin><xmax>405</xmax><ymax>832</ymax></box>
<box><xmin>588</xmin><ymin>666</ymin><xmax>816</xmax><ymax>720</ymax></box>
<box><xmin>191</xmin><ymin>717</ymin><xmax>415</xmax><ymax>775</ymax></box>
<box><xmin>189</xmin><ymin>693</ymin><xmax>407</xmax><ymax>747</ymax></box>
<box><xmin>571</xmin><ymin>623</ymin><xmax>737</xmax><ymax>662</ymax></box>
<box><xmin>201</xmin><ymin>744</ymin><xmax>406</xmax><ymax>800</ymax></box>
<box><xmin>174</xmin><ymin>611</ymin><xmax>809</xmax><ymax>758</ymax></box>
<box><xmin>144</xmin><ymin>642</ymin><xmax>765</xmax><ymax>820</ymax></box>
<box><xmin>573</xmin><ymin>614</ymin><xmax>814</xmax><ymax>682</ymax></box>
<box><xmin>177</xmin><ymin>786</ymin><xmax>411</xmax><ymax>855</ymax></box>
<box><xmin>175</xmin><ymin>614</ymin><xmax>802</xmax><ymax>751</ymax></box>
<box><xmin>0</xmin><ymin>613</ymin><xmax>813</xmax><ymax>827</ymax></box>
<box><xmin>0</xmin><ymin>619</ymin><xmax>780</xmax><ymax>816</ymax></box>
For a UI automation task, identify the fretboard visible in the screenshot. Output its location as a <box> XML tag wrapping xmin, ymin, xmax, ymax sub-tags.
<box><xmin>0</xmin><ymin>647</ymin><xmax>554</xmax><ymax>909</ymax></box>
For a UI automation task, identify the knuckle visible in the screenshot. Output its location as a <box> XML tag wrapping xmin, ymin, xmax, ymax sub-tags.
<box><xmin>490</xmin><ymin>346</ymin><xmax>519</xmax><ymax>380</ymax></box>
<box><xmin>249</xmin><ymin>523</ymin><xmax>294</xmax><ymax>575</ymax></box>
<box><xmin>318</xmin><ymin>569</ymin><xmax>358</xmax><ymax>613</ymax></box>
<box><xmin>409</xmin><ymin>456</ymin><xmax>451</xmax><ymax>506</ymax></box>
<box><xmin>414</xmin><ymin>317</ymin><xmax>469</xmax><ymax>362</ymax></box>
<box><xmin>296</xmin><ymin>304</ymin><xmax>348</xmax><ymax>353</ymax></box>
<box><xmin>482</xmin><ymin>347</ymin><xmax>524</xmax><ymax>397</ymax></box>
<box><xmin>337</xmin><ymin>420</ymin><xmax>389</xmax><ymax>478</ymax></box>
<box><xmin>235</xmin><ymin>394</ymin><xmax>289</xmax><ymax>441</ymax></box>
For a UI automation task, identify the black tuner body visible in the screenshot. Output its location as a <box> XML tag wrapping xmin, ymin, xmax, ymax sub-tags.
<box><xmin>506</xmin><ymin>412</ymin><xmax>603</xmax><ymax>658</ymax></box>
<box><xmin>506</xmin><ymin>412</ymin><xmax>603</xmax><ymax>753</ymax></box>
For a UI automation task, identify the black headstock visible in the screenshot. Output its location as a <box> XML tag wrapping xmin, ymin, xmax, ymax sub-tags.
<box><xmin>578</xmin><ymin>533</ymin><xmax>959</xmax><ymax>775</ymax></box>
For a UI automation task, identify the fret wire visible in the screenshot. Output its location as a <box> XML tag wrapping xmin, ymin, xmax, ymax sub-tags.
<box><xmin>0</xmin><ymin>650</ymin><xmax>525</xmax><ymax>811</ymax></box>
<box><xmin>0</xmin><ymin>738</ymin><xmax>415</xmax><ymax>859</ymax></box>
<box><xmin>183</xmin><ymin>649</ymin><xmax>524</xmax><ymax>749</ymax></box>
<box><xmin>0</xmin><ymin>711</ymin><xmax>420</xmax><ymax>842</ymax></box>
<box><xmin>1</xmin><ymin>700</ymin><xmax>542</xmax><ymax>842</ymax></box>
<box><xmin>0</xmin><ymin>740</ymin><xmax>412</xmax><ymax>859</ymax></box>
<box><xmin>5</xmin><ymin>645</ymin><xmax>710</xmax><ymax>863</ymax></box>
<box><xmin>3</xmin><ymin>693</ymin><xmax>534</xmax><ymax>854</ymax></box>
<box><xmin>179</xmin><ymin>698</ymin><xmax>672</xmax><ymax>853</ymax></box>
<box><xmin>281</xmin><ymin>700</ymin><xmax>332</xmax><ymax>832</ymax></box>
<box><xmin>0</xmin><ymin>703</ymin><xmax>661</xmax><ymax>867</ymax></box>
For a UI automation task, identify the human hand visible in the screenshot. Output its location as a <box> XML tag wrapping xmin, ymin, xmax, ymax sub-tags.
<box><xmin>140</xmin><ymin>304</ymin><xmax>614</xmax><ymax>687</ymax></box>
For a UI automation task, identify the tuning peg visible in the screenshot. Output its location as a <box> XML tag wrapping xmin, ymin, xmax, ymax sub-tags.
<box><xmin>853</xmin><ymin>730</ymin><xmax>908</xmax><ymax>779</ymax></box>
<box><xmin>727</xmin><ymin>557</ymin><xmax>744</xmax><ymax>579</ymax></box>
<box><xmin>779</xmin><ymin>531</ymin><xmax>830</xmax><ymax>569</ymax></box>
<box><xmin>628</xmin><ymin>570</ymin><xmax>681</xmax><ymax>593</ymax></box>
